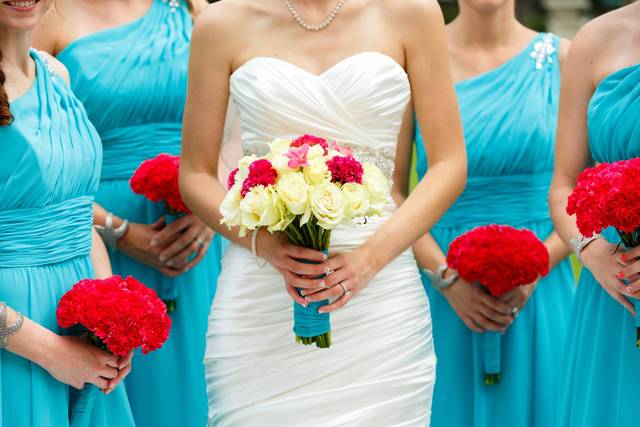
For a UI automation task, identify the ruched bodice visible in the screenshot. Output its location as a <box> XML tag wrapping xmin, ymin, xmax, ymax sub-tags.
<box><xmin>417</xmin><ymin>33</ymin><xmax>559</xmax><ymax>228</ymax></box>
<box><xmin>230</xmin><ymin>52</ymin><xmax>411</xmax><ymax>179</ymax></box>
<box><xmin>0</xmin><ymin>50</ymin><xmax>100</xmax><ymax>267</ymax></box>
<box><xmin>588</xmin><ymin>64</ymin><xmax>640</xmax><ymax>163</ymax></box>
<box><xmin>57</xmin><ymin>0</ymin><xmax>191</xmax><ymax>180</ymax></box>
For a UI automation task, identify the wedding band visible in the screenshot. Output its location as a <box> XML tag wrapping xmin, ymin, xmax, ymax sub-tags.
<box><xmin>338</xmin><ymin>282</ymin><xmax>350</xmax><ymax>296</ymax></box>
<box><xmin>195</xmin><ymin>238</ymin><xmax>205</xmax><ymax>247</ymax></box>
<box><xmin>511</xmin><ymin>307</ymin><xmax>519</xmax><ymax>317</ymax></box>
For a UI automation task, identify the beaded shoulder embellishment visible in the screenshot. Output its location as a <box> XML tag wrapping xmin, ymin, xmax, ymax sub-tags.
<box><xmin>162</xmin><ymin>0</ymin><xmax>180</xmax><ymax>12</ymax></box>
<box><xmin>530</xmin><ymin>33</ymin><xmax>556</xmax><ymax>70</ymax></box>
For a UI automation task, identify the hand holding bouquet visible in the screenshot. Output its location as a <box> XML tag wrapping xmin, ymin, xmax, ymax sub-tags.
<box><xmin>130</xmin><ymin>153</ymin><xmax>192</xmax><ymax>312</ymax></box>
<box><xmin>567</xmin><ymin>158</ymin><xmax>640</xmax><ymax>345</ymax></box>
<box><xmin>447</xmin><ymin>225</ymin><xmax>549</xmax><ymax>384</ymax></box>
<box><xmin>220</xmin><ymin>135</ymin><xmax>389</xmax><ymax>348</ymax></box>
<box><xmin>57</xmin><ymin>275</ymin><xmax>171</xmax><ymax>427</ymax></box>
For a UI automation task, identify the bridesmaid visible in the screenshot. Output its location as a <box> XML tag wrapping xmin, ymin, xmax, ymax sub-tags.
<box><xmin>0</xmin><ymin>1</ymin><xmax>135</xmax><ymax>426</ymax></box>
<box><xmin>549</xmin><ymin>3</ymin><xmax>640</xmax><ymax>426</ymax></box>
<box><xmin>34</xmin><ymin>1</ymin><xmax>223</xmax><ymax>426</ymax></box>
<box><xmin>397</xmin><ymin>0</ymin><xmax>575</xmax><ymax>425</ymax></box>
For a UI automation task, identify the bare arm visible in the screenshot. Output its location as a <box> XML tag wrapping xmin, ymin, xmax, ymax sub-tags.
<box><xmin>91</xmin><ymin>229</ymin><xmax>113</xmax><ymax>279</ymax></box>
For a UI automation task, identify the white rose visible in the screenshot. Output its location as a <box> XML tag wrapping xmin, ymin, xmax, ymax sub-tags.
<box><xmin>239</xmin><ymin>186</ymin><xmax>280</xmax><ymax>231</ymax></box>
<box><xmin>271</xmin><ymin>154</ymin><xmax>295</xmax><ymax>175</ymax></box>
<box><xmin>303</xmin><ymin>157</ymin><xmax>330</xmax><ymax>185</ymax></box>
<box><xmin>362</xmin><ymin>164</ymin><xmax>390</xmax><ymax>214</ymax></box>
<box><xmin>270</xmin><ymin>197</ymin><xmax>295</xmax><ymax>232</ymax></box>
<box><xmin>341</xmin><ymin>182</ymin><xmax>370</xmax><ymax>218</ymax></box>
<box><xmin>237</xmin><ymin>155</ymin><xmax>257</xmax><ymax>180</ymax></box>
<box><xmin>268</xmin><ymin>138</ymin><xmax>292</xmax><ymax>157</ymax></box>
<box><xmin>219</xmin><ymin>185</ymin><xmax>243</xmax><ymax>228</ymax></box>
<box><xmin>310</xmin><ymin>182</ymin><xmax>346</xmax><ymax>229</ymax></box>
<box><xmin>276</xmin><ymin>172</ymin><xmax>311</xmax><ymax>223</ymax></box>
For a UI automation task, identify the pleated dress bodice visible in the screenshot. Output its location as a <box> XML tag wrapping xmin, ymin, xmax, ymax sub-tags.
<box><xmin>415</xmin><ymin>33</ymin><xmax>575</xmax><ymax>427</ymax></box>
<box><xmin>55</xmin><ymin>2</ymin><xmax>222</xmax><ymax>426</ymax></box>
<box><xmin>557</xmin><ymin>63</ymin><xmax>640</xmax><ymax>427</ymax></box>
<box><xmin>0</xmin><ymin>50</ymin><xmax>133</xmax><ymax>427</ymax></box>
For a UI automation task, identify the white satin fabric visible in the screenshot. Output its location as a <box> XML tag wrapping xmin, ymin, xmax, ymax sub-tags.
<box><xmin>205</xmin><ymin>52</ymin><xmax>436</xmax><ymax>426</ymax></box>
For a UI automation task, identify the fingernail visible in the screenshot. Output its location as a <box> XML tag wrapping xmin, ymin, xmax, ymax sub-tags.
<box><xmin>300</xmin><ymin>290</ymin><xmax>306</xmax><ymax>296</ymax></box>
<box><xmin>318</xmin><ymin>309</ymin><xmax>324</xmax><ymax>314</ymax></box>
<box><xmin>319</xmin><ymin>281</ymin><xmax>325</xmax><ymax>288</ymax></box>
<box><xmin>151</xmin><ymin>240</ymin><xmax>158</xmax><ymax>247</ymax></box>
<box><xmin>617</xmin><ymin>272</ymin><xmax>625</xmax><ymax>279</ymax></box>
<box><xmin>166</xmin><ymin>260</ymin><xmax>174</xmax><ymax>267</ymax></box>
<box><xmin>159</xmin><ymin>256</ymin><xmax>167</xmax><ymax>262</ymax></box>
<box><xmin>621</xmin><ymin>254</ymin><xmax>628</xmax><ymax>262</ymax></box>
<box><xmin>322</xmin><ymin>254</ymin><xmax>328</xmax><ymax>260</ymax></box>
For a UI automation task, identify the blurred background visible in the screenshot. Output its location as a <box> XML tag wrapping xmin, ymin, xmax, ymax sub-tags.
<box><xmin>208</xmin><ymin>0</ymin><xmax>630</xmax><ymax>37</ymax></box>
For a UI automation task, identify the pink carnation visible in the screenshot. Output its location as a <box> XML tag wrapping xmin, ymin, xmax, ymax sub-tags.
<box><xmin>327</xmin><ymin>156</ymin><xmax>364</xmax><ymax>185</ymax></box>
<box><xmin>292</xmin><ymin>134</ymin><xmax>329</xmax><ymax>155</ymax></box>
<box><xmin>241</xmin><ymin>159</ymin><xmax>278</xmax><ymax>197</ymax></box>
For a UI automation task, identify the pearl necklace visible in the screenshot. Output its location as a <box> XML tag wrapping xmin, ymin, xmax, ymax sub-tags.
<box><xmin>285</xmin><ymin>0</ymin><xmax>347</xmax><ymax>31</ymax></box>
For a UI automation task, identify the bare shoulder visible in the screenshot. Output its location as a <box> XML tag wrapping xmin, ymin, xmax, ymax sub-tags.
<box><xmin>193</xmin><ymin>0</ymin><xmax>253</xmax><ymax>41</ymax></box>
<box><xmin>382</xmin><ymin>0</ymin><xmax>443</xmax><ymax>25</ymax></box>
<box><xmin>38</xmin><ymin>51</ymin><xmax>71</xmax><ymax>85</ymax></box>
<box><xmin>32</xmin><ymin>2</ymin><xmax>69</xmax><ymax>54</ymax></box>
<box><xmin>191</xmin><ymin>0</ymin><xmax>210</xmax><ymax>16</ymax></box>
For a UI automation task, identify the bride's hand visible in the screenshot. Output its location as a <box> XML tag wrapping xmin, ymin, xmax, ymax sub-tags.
<box><xmin>303</xmin><ymin>248</ymin><xmax>376</xmax><ymax>313</ymax></box>
<box><xmin>442</xmin><ymin>279</ymin><xmax>514</xmax><ymax>333</ymax></box>
<box><xmin>255</xmin><ymin>230</ymin><xmax>328</xmax><ymax>306</ymax></box>
<box><xmin>582</xmin><ymin>238</ymin><xmax>638</xmax><ymax>316</ymax></box>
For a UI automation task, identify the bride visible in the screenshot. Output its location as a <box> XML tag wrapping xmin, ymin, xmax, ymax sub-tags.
<box><xmin>180</xmin><ymin>0</ymin><xmax>466</xmax><ymax>425</ymax></box>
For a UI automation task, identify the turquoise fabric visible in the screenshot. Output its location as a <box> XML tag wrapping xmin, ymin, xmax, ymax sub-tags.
<box><xmin>415</xmin><ymin>33</ymin><xmax>575</xmax><ymax>427</ymax></box>
<box><xmin>0</xmin><ymin>50</ymin><xmax>134</xmax><ymax>427</ymax></box>
<box><xmin>556</xmin><ymin>63</ymin><xmax>640</xmax><ymax>427</ymax></box>
<box><xmin>57</xmin><ymin>2</ymin><xmax>224</xmax><ymax>426</ymax></box>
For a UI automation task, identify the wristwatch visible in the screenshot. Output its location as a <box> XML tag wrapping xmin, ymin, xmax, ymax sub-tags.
<box><xmin>423</xmin><ymin>263</ymin><xmax>459</xmax><ymax>293</ymax></box>
<box><xmin>94</xmin><ymin>212</ymin><xmax>129</xmax><ymax>251</ymax></box>
<box><xmin>569</xmin><ymin>234</ymin><xmax>601</xmax><ymax>265</ymax></box>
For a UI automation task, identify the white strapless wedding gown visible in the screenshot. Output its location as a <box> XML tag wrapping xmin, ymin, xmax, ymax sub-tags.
<box><xmin>205</xmin><ymin>52</ymin><xmax>435</xmax><ymax>426</ymax></box>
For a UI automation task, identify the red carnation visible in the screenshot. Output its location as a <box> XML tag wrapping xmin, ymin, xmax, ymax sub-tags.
<box><xmin>292</xmin><ymin>134</ymin><xmax>329</xmax><ymax>155</ymax></box>
<box><xmin>228</xmin><ymin>168</ymin><xmax>239</xmax><ymax>190</ymax></box>
<box><xmin>241</xmin><ymin>159</ymin><xmax>278</xmax><ymax>197</ymax></box>
<box><xmin>327</xmin><ymin>156</ymin><xmax>364</xmax><ymax>185</ymax></box>
<box><xmin>447</xmin><ymin>225</ymin><xmax>549</xmax><ymax>297</ymax></box>
<box><xmin>57</xmin><ymin>275</ymin><xmax>171</xmax><ymax>357</ymax></box>
<box><xmin>567</xmin><ymin>158</ymin><xmax>640</xmax><ymax>241</ymax></box>
<box><xmin>130</xmin><ymin>154</ymin><xmax>191</xmax><ymax>215</ymax></box>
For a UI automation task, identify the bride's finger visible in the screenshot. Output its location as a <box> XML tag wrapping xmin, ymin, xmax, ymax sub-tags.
<box><xmin>282</xmin><ymin>258</ymin><xmax>327</xmax><ymax>277</ymax></box>
<box><xmin>285</xmin><ymin>283</ymin><xmax>308</xmax><ymax>307</ymax></box>
<box><xmin>283</xmin><ymin>244</ymin><xmax>328</xmax><ymax>263</ymax></box>
<box><xmin>304</xmin><ymin>283</ymin><xmax>345</xmax><ymax>303</ymax></box>
<box><xmin>318</xmin><ymin>287</ymin><xmax>353</xmax><ymax>314</ymax></box>
<box><xmin>281</xmin><ymin>269</ymin><xmax>326</xmax><ymax>290</ymax></box>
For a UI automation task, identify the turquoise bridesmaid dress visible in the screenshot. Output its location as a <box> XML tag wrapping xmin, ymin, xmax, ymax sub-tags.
<box><xmin>56</xmin><ymin>2</ymin><xmax>223</xmax><ymax>426</ymax></box>
<box><xmin>415</xmin><ymin>33</ymin><xmax>575</xmax><ymax>427</ymax></box>
<box><xmin>0</xmin><ymin>50</ymin><xmax>134</xmax><ymax>427</ymax></box>
<box><xmin>556</xmin><ymin>64</ymin><xmax>640</xmax><ymax>427</ymax></box>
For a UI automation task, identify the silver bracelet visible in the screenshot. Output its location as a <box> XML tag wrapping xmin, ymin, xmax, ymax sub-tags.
<box><xmin>251</xmin><ymin>228</ymin><xmax>267</xmax><ymax>268</ymax></box>
<box><xmin>423</xmin><ymin>263</ymin><xmax>459</xmax><ymax>293</ymax></box>
<box><xmin>569</xmin><ymin>234</ymin><xmax>601</xmax><ymax>265</ymax></box>
<box><xmin>94</xmin><ymin>212</ymin><xmax>129</xmax><ymax>251</ymax></box>
<box><xmin>0</xmin><ymin>302</ymin><xmax>24</xmax><ymax>349</ymax></box>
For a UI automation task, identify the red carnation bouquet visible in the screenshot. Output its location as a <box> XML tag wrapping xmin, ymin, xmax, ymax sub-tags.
<box><xmin>130</xmin><ymin>153</ymin><xmax>191</xmax><ymax>312</ymax></box>
<box><xmin>447</xmin><ymin>225</ymin><xmax>549</xmax><ymax>384</ymax></box>
<box><xmin>57</xmin><ymin>275</ymin><xmax>171</xmax><ymax>427</ymax></box>
<box><xmin>220</xmin><ymin>135</ymin><xmax>390</xmax><ymax>348</ymax></box>
<box><xmin>567</xmin><ymin>158</ymin><xmax>640</xmax><ymax>345</ymax></box>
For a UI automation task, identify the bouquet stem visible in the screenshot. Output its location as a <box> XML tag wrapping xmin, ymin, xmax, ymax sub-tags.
<box><xmin>484</xmin><ymin>373</ymin><xmax>502</xmax><ymax>385</ymax></box>
<box><xmin>70</xmin><ymin>332</ymin><xmax>107</xmax><ymax>427</ymax></box>
<box><xmin>286</xmin><ymin>218</ymin><xmax>332</xmax><ymax>349</ymax></box>
<box><xmin>483</xmin><ymin>331</ymin><xmax>502</xmax><ymax>386</ymax></box>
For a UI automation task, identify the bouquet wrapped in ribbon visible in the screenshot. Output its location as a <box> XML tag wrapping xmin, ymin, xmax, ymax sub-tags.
<box><xmin>220</xmin><ymin>135</ymin><xmax>389</xmax><ymax>348</ymax></box>
<box><xmin>57</xmin><ymin>275</ymin><xmax>171</xmax><ymax>427</ymax></box>
<box><xmin>567</xmin><ymin>158</ymin><xmax>640</xmax><ymax>345</ymax></box>
<box><xmin>130</xmin><ymin>153</ymin><xmax>191</xmax><ymax>312</ymax></box>
<box><xmin>447</xmin><ymin>225</ymin><xmax>549</xmax><ymax>384</ymax></box>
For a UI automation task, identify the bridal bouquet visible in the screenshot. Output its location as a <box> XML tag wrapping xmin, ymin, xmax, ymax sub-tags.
<box><xmin>447</xmin><ymin>225</ymin><xmax>549</xmax><ymax>384</ymax></box>
<box><xmin>567</xmin><ymin>158</ymin><xmax>640</xmax><ymax>345</ymax></box>
<box><xmin>130</xmin><ymin>153</ymin><xmax>191</xmax><ymax>312</ymax></box>
<box><xmin>220</xmin><ymin>134</ymin><xmax>389</xmax><ymax>348</ymax></box>
<box><xmin>57</xmin><ymin>275</ymin><xmax>171</xmax><ymax>427</ymax></box>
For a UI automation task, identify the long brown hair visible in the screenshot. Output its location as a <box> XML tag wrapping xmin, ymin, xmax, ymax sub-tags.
<box><xmin>0</xmin><ymin>49</ymin><xmax>13</xmax><ymax>127</ymax></box>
